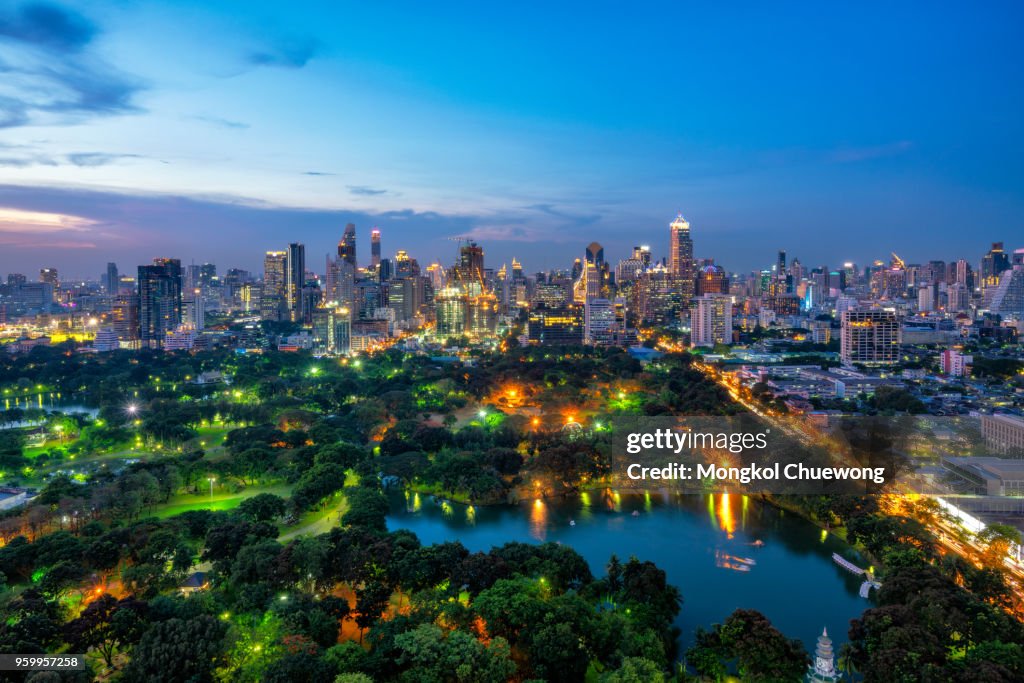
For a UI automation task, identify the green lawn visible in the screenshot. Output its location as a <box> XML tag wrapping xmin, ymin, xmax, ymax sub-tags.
<box><xmin>154</xmin><ymin>483</ymin><xmax>293</xmax><ymax>518</ymax></box>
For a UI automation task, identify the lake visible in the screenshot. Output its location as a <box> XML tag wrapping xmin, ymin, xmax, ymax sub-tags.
<box><xmin>387</xmin><ymin>489</ymin><xmax>871</xmax><ymax>654</ymax></box>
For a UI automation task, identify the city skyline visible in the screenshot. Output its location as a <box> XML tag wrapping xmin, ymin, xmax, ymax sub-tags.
<box><xmin>2</xmin><ymin>1</ymin><xmax>1024</xmax><ymax>274</ymax></box>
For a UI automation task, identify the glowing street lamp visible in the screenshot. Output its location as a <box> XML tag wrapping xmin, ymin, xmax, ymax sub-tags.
<box><xmin>478</xmin><ymin>409</ymin><xmax>487</xmax><ymax>419</ymax></box>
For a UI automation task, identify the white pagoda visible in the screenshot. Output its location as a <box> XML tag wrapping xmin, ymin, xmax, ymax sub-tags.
<box><xmin>806</xmin><ymin>627</ymin><xmax>839</xmax><ymax>682</ymax></box>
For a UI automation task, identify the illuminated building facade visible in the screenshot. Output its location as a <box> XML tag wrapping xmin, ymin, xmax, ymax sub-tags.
<box><xmin>840</xmin><ymin>308</ymin><xmax>901</xmax><ymax>365</ymax></box>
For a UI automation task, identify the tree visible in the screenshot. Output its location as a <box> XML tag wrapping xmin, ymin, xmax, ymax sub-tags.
<box><xmin>262</xmin><ymin>654</ymin><xmax>334</xmax><ymax>683</ymax></box>
<box><xmin>120</xmin><ymin>616</ymin><xmax>229</xmax><ymax>683</ymax></box>
<box><xmin>353</xmin><ymin>578</ymin><xmax>392</xmax><ymax>642</ymax></box>
<box><xmin>976</xmin><ymin>523</ymin><xmax>1022</xmax><ymax>569</ymax></box>
<box><xmin>335</xmin><ymin>674</ymin><xmax>374</xmax><ymax>683</ymax></box>
<box><xmin>238</xmin><ymin>493</ymin><xmax>288</xmax><ymax>522</ymax></box>
<box><xmin>65</xmin><ymin>595</ymin><xmax>148</xmax><ymax>668</ymax></box>
<box><xmin>341</xmin><ymin>488</ymin><xmax>389</xmax><ymax>531</ymax></box>
<box><xmin>687</xmin><ymin>610</ymin><xmax>807</xmax><ymax>682</ymax></box>
<box><xmin>394</xmin><ymin>623</ymin><xmax>514</xmax><ymax>683</ymax></box>
<box><xmin>599</xmin><ymin>657</ymin><xmax>665</xmax><ymax>683</ymax></box>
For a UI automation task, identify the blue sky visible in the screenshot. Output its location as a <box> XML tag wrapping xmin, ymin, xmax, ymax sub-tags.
<box><xmin>0</xmin><ymin>0</ymin><xmax>1022</xmax><ymax>277</ymax></box>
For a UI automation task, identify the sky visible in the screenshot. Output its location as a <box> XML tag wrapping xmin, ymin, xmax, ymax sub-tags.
<box><xmin>1</xmin><ymin>0</ymin><xmax>1023</xmax><ymax>279</ymax></box>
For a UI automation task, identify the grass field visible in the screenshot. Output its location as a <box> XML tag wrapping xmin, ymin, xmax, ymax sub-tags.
<box><xmin>154</xmin><ymin>483</ymin><xmax>293</xmax><ymax>518</ymax></box>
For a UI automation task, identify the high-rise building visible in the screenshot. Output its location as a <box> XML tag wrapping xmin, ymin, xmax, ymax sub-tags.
<box><xmin>690</xmin><ymin>294</ymin><xmax>733</xmax><ymax>347</ymax></box>
<box><xmin>105</xmin><ymin>262</ymin><xmax>119</xmax><ymax>293</ymax></box>
<box><xmin>669</xmin><ymin>214</ymin><xmax>695</xmax><ymax>303</ymax></box>
<box><xmin>940</xmin><ymin>349</ymin><xmax>972</xmax><ymax>377</ymax></box>
<box><xmin>917</xmin><ymin>284</ymin><xmax>937</xmax><ymax>312</ymax></box>
<box><xmin>584</xmin><ymin>298</ymin><xmax>617</xmax><ymax>346</ymax></box>
<box><xmin>40</xmin><ymin>268</ymin><xmax>59</xmax><ymax>288</ymax></box>
<box><xmin>261</xmin><ymin>251</ymin><xmax>287</xmax><ymax>320</ymax></box>
<box><xmin>840</xmin><ymin>309</ymin><xmax>901</xmax><ymax>365</ymax></box>
<box><xmin>435</xmin><ymin>287</ymin><xmax>467</xmax><ymax>338</ymax></box>
<box><xmin>635</xmin><ymin>266</ymin><xmax>685</xmax><ymax>325</ymax></box>
<box><xmin>370</xmin><ymin>228</ymin><xmax>381</xmax><ymax>268</ymax></box>
<box><xmin>528</xmin><ymin>304</ymin><xmax>584</xmax><ymax>345</ymax></box>
<box><xmin>982</xmin><ymin>242</ymin><xmax>1011</xmax><ymax>289</ymax></box>
<box><xmin>312</xmin><ymin>305</ymin><xmax>351</xmax><ymax>355</ymax></box>
<box><xmin>286</xmin><ymin>243</ymin><xmax>305</xmax><ymax>322</ymax></box>
<box><xmin>696</xmin><ymin>264</ymin><xmax>728</xmax><ymax>295</ymax></box>
<box><xmin>184</xmin><ymin>288</ymin><xmax>205</xmax><ymax>330</ymax></box>
<box><xmin>985</xmin><ymin>260</ymin><xmax>1024</xmax><ymax>316</ymax></box>
<box><xmin>573</xmin><ymin>258</ymin><xmax>601</xmax><ymax>303</ymax></box>
<box><xmin>112</xmin><ymin>294</ymin><xmax>139</xmax><ymax>346</ymax></box>
<box><xmin>454</xmin><ymin>242</ymin><xmax>485</xmax><ymax>293</ymax></box>
<box><xmin>138</xmin><ymin>258</ymin><xmax>182</xmax><ymax>347</ymax></box>
<box><xmin>325</xmin><ymin>255</ymin><xmax>356</xmax><ymax>312</ymax></box>
<box><xmin>633</xmin><ymin>245</ymin><xmax>652</xmax><ymax>269</ymax></box>
<box><xmin>339</xmin><ymin>223</ymin><xmax>357</xmax><ymax>266</ymax></box>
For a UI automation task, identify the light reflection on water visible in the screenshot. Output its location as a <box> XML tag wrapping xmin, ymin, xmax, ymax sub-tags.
<box><xmin>388</xmin><ymin>489</ymin><xmax>870</xmax><ymax>654</ymax></box>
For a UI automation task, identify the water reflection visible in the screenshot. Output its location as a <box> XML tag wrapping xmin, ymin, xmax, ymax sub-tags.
<box><xmin>529</xmin><ymin>498</ymin><xmax>548</xmax><ymax>540</ymax></box>
<box><xmin>718</xmin><ymin>493</ymin><xmax>736</xmax><ymax>538</ymax></box>
<box><xmin>387</xmin><ymin>489</ymin><xmax>870</xmax><ymax>654</ymax></box>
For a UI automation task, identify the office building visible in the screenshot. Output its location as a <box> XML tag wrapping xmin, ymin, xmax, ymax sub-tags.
<box><xmin>982</xmin><ymin>242</ymin><xmax>1011</xmax><ymax>289</ymax></box>
<box><xmin>840</xmin><ymin>309</ymin><xmax>901</xmax><ymax>365</ymax></box>
<box><xmin>669</xmin><ymin>213</ymin><xmax>695</xmax><ymax>302</ymax></box>
<box><xmin>286</xmin><ymin>243</ymin><xmax>305</xmax><ymax>322</ymax></box>
<box><xmin>105</xmin><ymin>262</ymin><xmax>119</xmax><ymax>293</ymax></box>
<box><xmin>690</xmin><ymin>294</ymin><xmax>733</xmax><ymax>347</ymax></box>
<box><xmin>584</xmin><ymin>298</ymin><xmax>616</xmax><ymax>346</ymax></box>
<box><xmin>981</xmin><ymin>415</ymin><xmax>1024</xmax><ymax>457</ymax></box>
<box><xmin>312</xmin><ymin>305</ymin><xmax>352</xmax><ymax>355</ymax></box>
<box><xmin>261</xmin><ymin>251</ymin><xmax>287</xmax><ymax>320</ymax></box>
<box><xmin>339</xmin><ymin>223</ymin><xmax>357</xmax><ymax>266</ymax></box>
<box><xmin>138</xmin><ymin>258</ymin><xmax>182</xmax><ymax>347</ymax></box>
<box><xmin>370</xmin><ymin>228</ymin><xmax>381</xmax><ymax>268</ymax></box>
<box><xmin>528</xmin><ymin>304</ymin><xmax>584</xmax><ymax>345</ymax></box>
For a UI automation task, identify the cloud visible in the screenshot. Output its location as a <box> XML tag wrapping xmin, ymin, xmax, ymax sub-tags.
<box><xmin>0</xmin><ymin>1</ymin><xmax>96</xmax><ymax>53</ymax></box>
<box><xmin>0</xmin><ymin>206</ymin><xmax>96</xmax><ymax>232</ymax></box>
<box><xmin>304</xmin><ymin>171</ymin><xmax>335</xmax><ymax>176</ymax></box>
<box><xmin>66</xmin><ymin>152</ymin><xmax>140</xmax><ymax>167</ymax></box>
<box><xmin>524</xmin><ymin>202</ymin><xmax>602</xmax><ymax>227</ymax></box>
<box><xmin>0</xmin><ymin>153</ymin><xmax>57</xmax><ymax>167</ymax></box>
<box><xmin>0</xmin><ymin>237</ymin><xmax>96</xmax><ymax>248</ymax></box>
<box><xmin>246</xmin><ymin>39</ymin><xmax>318</xmax><ymax>69</ymax></box>
<box><xmin>192</xmin><ymin>115</ymin><xmax>250</xmax><ymax>130</ymax></box>
<box><xmin>348</xmin><ymin>184</ymin><xmax>387</xmax><ymax>196</ymax></box>
<box><xmin>452</xmin><ymin>224</ymin><xmax>561</xmax><ymax>243</ymax></box>
<box><xmin>0</xmin><ymin>2</ymin><xmax>144</xmax><ymax>129</ymax></box>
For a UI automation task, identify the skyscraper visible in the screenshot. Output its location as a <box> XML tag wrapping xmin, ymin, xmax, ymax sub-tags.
<box><xmin>286</xmin><ymin>243</ymin><xmax>305</xmax><ymax>322</ymax></box>
<box><xmin>690</xmin><ymin>294</ymin><xmax>732</xmax><ymax>347</ymax></box>
<box><xmin>339</xmin><ymin>223</ymin><xmax>357</xmax><ymax>267</ymax></box>
<box><xmin>40</xmin><ymin>268</ymin><xmax>58</xmax><ymax>288</ymax></box>
<box><xmin>105</xmin><ymin>262</ymin><xmax>119</xmax><ymax>293</ymax></box>
<box><xmin>453</xmin><ymin>242</ymin><xmax>485</xmax><ymax>294</ymax></box>
<box><xmin>669</xmin><ymin>214</ymin><xmax>695</xmax><ymax>302</ymax></box>
<box><xmin>261</xmin><ymin>251</ymin><xmax>287</xmax><ymax>320</ymax></box>
<box><xmin>138</xmin><ymin>258</ymin><xmax>182</xmax><ymax>347</ymax></box>
<box><xmin>981</xmin><ymin>242</ymin><xmax>1010</xmax><ymax>288</ymax></box>
<box><xmin>371</xmin><ymin>228</ymin><xmax>381</xmax><ymax>268</ymax></box>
